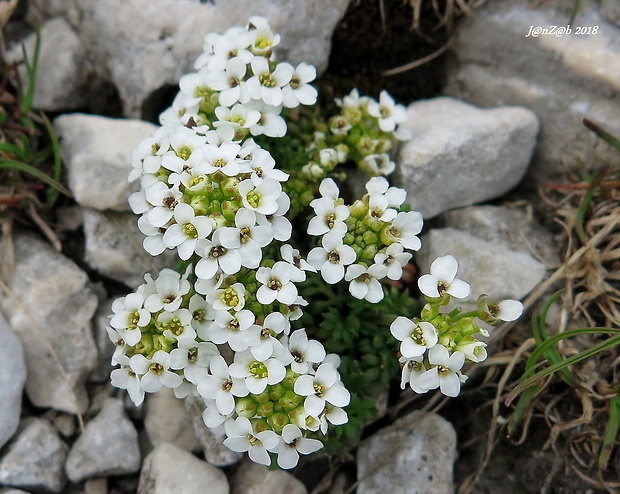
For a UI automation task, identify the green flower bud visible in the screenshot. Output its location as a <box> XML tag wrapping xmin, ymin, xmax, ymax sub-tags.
<box><xmin>268</xmin><ymin>412</ymin><xmax>290</xmax><ymax>435</ymax></box>
<box><xmin>235</xmin><ymin>397</ymin><xmax>259</xmax><ymax>418</ymax></box>
<box><xmin>257</xmin><ymin>401</ymin><xmax>274</xmax><ymax>417</ymax></box>
<box><xmin>252</xmin><ymin>418</ymin><xmax>271</xmax><ymax>434</ymax></box>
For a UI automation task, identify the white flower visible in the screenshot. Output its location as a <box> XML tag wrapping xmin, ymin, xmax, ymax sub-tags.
<box><xmin>214</xmin><ymin>103</ymin><xmax>261</xmax><ymax>139</ymax></box>
<box><xmin>282</xmin><ymin>62</ymin><xmax>318</xmax><ymax>108</ymax></box>
<box><xmin>200</xmin><ymin>141</ymin><xmax>245</xmax><ymax>177</ymax></box>
<box><xmin>248</xmin><ymin>22</ymin><xmax>281</xmax><ymax>56</ymax></box>
<box><xmin>246</xmin><ymin>57</ymin><xmax>293</xmax><ymax>107</ymax></box>
<box><xmin>417</xmin><ymin>255</ymin><xmax>471</xmax><ymax>299</ymax></box>
<box><xmin>399</xmin><ymin>356</ymin><xmax>428</xmax><ymax>394</ymax></box>
<box><xmin>140</xmin><ymin>350</ymin><xmax>184</xmax><ymax>393</ymax></box>
<box><xmin>251</xmin><ymin>312</ymin><xmax>290</xmax><ymax>361</ymax></box>
<box><xmin>207</xmin><ymin>282</ymin><xmax>246</xmax><ymax>312</ymax></box>
<box><xmin>367</xmin><ymin>90</ymin><xmax>408</xmax><ymax>132</ymax></box>
<box><xmin>246</xmin><ymin>100</ymin><xmax>287</xmax><ymax>138</ymax></box>
<box><xmin>319</xmin><ymin>404</ymin><xmax>348</xmax><ymax>434</ymax></box>
<box><xmin>204</xmin><ymin>57</ymin><xmax>249</xmax><ymax>107</ymax></box>
<box><xmin>158</xmin><ymin>308</ymin><xmax>196</xmax><ymax>342</ymax></box>
<box><xmin>110</xmin><ymin>354</ymin><xmax>151</xmax><ymax>406</ymax></box>
<box><xmin>202</xmin><ymin>309</ymin><xmax>258</xmax><ymax>352</ymax></box>
<box><xmin>256</xmin><ymin>261</ymin><xmax>299</xmax><ymax>305</ymax></box>
<box><xmin>288</xmin><ymin>329</ymin><xmax>326</xmax><ymax>374</ymax></box>
<box><xmin>390</xmin><ymin>317</ymin><xmax>438</xmax><ymax>358</ymax></box>
<box><xmin>162</xmin><ymin>203</ymin><xmax>213</xmax><ymax>260</ymax></box>
<box><xmin>238</xmin><ymin>178</ymin><xmax>282</xmax><ymax>216</ymax></box>
<box><xmin>360</xmin><ymin>153</ymin><xmax>395</xmax><ymax>176</ymax></box>
<box><xmin>275</xmin><ymin>424</ymin><xmax>323</xmax><ymax>469</ymax></box>
<box><xmin>138</xmin><ymin>215</ymin><xmax>167</xmax><ymax>257</ymax></box>
<box><xmin>307</xmin><ymin>196</ymin><xmax>349</xmax><ymax>237</ymax></box>
<box><xmin>110</xmin><ymin>293</ymin><xmax>151</xmax><ymax>347</ymax></box>
<box><xmin>307</xmin><ymin>235</ymin><xmax>357</xmax><ymax>284</ymax></box>
<box><xmin>223</xmin><ymin>416</ymin><xmax>279</xmax><ymax>466</ymax></box>
<box><xmin>144</xmin><ymin>182</ymin><xmax>182</xmax><ymax>228</ymax></box>
<box><xmin>195</xmin><ymin>230</ymin><xmax>243</xmax><ymax>279</ymax></box>
<box><xmin>229</xmin><ymin>349</ymin><xmax>287</xmax><ymax>394</ymax></box>
<box><xmin>454</xmin><ymin>339</ymin><xmax>487</xmax><ymax>363</ymax></box>
<box><xmin>345</xmin><ymin>263</ymin><xmax>388</xmax><ymax>303</ymax></box>
<box><xmin>417</xmin><ymin>346</ymin><xmax>466</xmax><ymax>397</ymax></box>
<box><xmin>374</xmin><ymin>243</ymin><xmax>412</xmax><ymax>281</ymax></box>
<box><xmin>386</xmin><ymin>211</ymin><xmax>423</xmax><ymax>251</ymax></box>
<box><xmin>170</xmin><ymin>340</ymin><xmax>219</xmax><ymax>384</ymax></box>
<box><xmin>280</xmin><ymin>244</ymin><xmax>316</xmax><ymax>282</ymax></box>
<box><xmin>197</xmin><ymin>354</ymin><xmax>249</xmax><ymax>415</ymax></box>
<box><xmin>494</xmin><ymin>299</ymin><xmax>524</xmax><ymax>322</ymax></box>
<box><xmin>218</xmin><ymin>208</ymin><xmax>274</xmax><ymax>269</ymax></box>
<box><xmin>247</xmin><ymin>147</ymin><xmax>288</xmax><ymax>184</ymax></box>
<box><xmin>143</xmin><ymin>269</ymin><xmax>191</xmax><ymax>313</ymax></box>
<box><xmin>294</xmin><ymin>363</ymin><xmax>350</xmax><ymax>418</ymax></box>
<box><xmin>130</xmin><ymin>126</ymin><xmax>172</xmax><ymax>180</ymax></box>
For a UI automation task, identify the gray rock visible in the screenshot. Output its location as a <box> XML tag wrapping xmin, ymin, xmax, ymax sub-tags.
<box><xmin>357</xmin><ymin>411</ymin><xmax>456</xmax><ymax>494</ymax></box>
<box><xmin>439</xmin><ymin>205</ymin><xmax>559</xmax><ymax>266</ymax></box>
<box><xmin>396</xmin><ymin>97</ymin><xmax>538</xmax><ymax>219</ymax></box>
<box><xmin>143</xmin><ymin>388</ymin><xmax>199</xmax><ymax>453</ymax></box>
<box><xmin>0</xmin><ymin>419</ymin><xmax>68</xmax><ymax>493</ymax></box>
<box><xmin>82</xmin><ymin>208</ymin><xmax>177</xmax><ymax>289</ymax></box>
<box><xmin>444</xmin><ymin>0</ymin><xmax>620</xmax><ymax>185</ymax></box>
<box><xmin>231</xmin><ymin>459</ymin><xmax>307</xmax><ymax>494</ymax></box>
<box><xmin>417</xmin><ymin>228</ymin><xmax>547</xmax><ymax>302</ymax></box>
<box><xmin>71</xmin><ymin>0</ymin><xmax>349</xmax><ymax>117</ymax></box>
<box><xmin>54</xmin><ymin>114</ymin><xmax>158</xmax><ymax>211</ymax></box>
<box><xmin>185</xmin><ymin>395</ymin><xmax>243</xmax><ymax>467</ymax></box>
<box><xmin>602</xmin><ymin>0</ymin><xmax>620</xmax><ymax>25</ymax></box>
<box><xmin>83</xmin><ymin>478</ymin><xmax>108</xmax><ymax>494</ymax></box>
<box><xmin>138</xmin><ymin>443</ymin><xmax>229</xmax><ymax>494</ymax></box>
<box><xmin>5</xmin><ymin>17</ymin><xmax>92</xmax><ymax>111</ymax></box>
<box><xmin>0</xmin><ymin>311</ymin><xmax>26</xmax><ymax>450</ymax></box>
<box><xmin>0</xmin><ymin>234</ymin><xmax>98</xmax><ymax>414</ymax></box>
<box><xmin>65</xmin><ymin>398</ymin><xmax>141</xmax><ymax>482</ymax></box>
<box><xmin>0</xmin><ymin>489</ymin><xmax>32</xmax><ymax>494</ymax></box>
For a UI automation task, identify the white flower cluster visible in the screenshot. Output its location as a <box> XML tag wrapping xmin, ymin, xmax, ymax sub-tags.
<box><xmin>302</xmin><ymin>89</ymin><xmax>411</xmax><ymax>179</ymax></box>
<box><xmin>158</xmin><ymin>16</ymin><xmax>317</xmax><ymax>139</ymax></box>
<box><xmin>307</xmin><ymin>176</ymin><xmax>423</xmax><ymax>302</ymax></box>
<box><xmin>110</xmin><ymin>18</ymin><xmax>352</xmax><ymax>469</ymax></box>
<box><xmin>391</xmin><ymin>255</ymin><xmax>524</xmax><ymax>397</ymax></box>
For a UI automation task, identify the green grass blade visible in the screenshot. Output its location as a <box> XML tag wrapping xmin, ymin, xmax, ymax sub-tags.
<box><xmin>40</xmin><ymin>113</ymin><xmax>63</xmax><ymax>207</ymax></box>
<box><xmin>583</xmin><ymin>118</ymin><xmax>620</xmax><ymax>151</ymax></box>
<box><xmin>507</xmin><ymin>384</ymin><xmax>540</xmax><ymax>436</ymax></box>
<box><xmin>0</xmin><ymin>141</ymin><xmax>29</xmax><ymax>161</ymax></box>
<box><xmin>20</xmin><ymin>30</ymin><xmax>41</xmax><ymax>114</ymax></box>
<box><xmin>506</xmin><ymin>334</ymin><xmax>620</xmax><ymax>406</ymax></box>
<box><xmin>569</xmin><ymin>0</ymin><xmax>582</xmax><ymax>25</ymax></box>
<box><xmin>599</xmin><ymin>395</ymin><xmax>620</xmax><ymax>470</ymax></box>
<box><xmin>0</xmin><ymin>159</ymin><xmax>72</xmax><ymax>198</ymax></box>
<box><xmin>574</xmin><ymin>182</ymin><xmax>597</xmax><ymax>245</ymax></box>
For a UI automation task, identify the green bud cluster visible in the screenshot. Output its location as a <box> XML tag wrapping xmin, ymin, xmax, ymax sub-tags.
<box><xmin>235</xmin><ymin>369</ymin><xmax>306</xmax><ymax>435</ymax></box>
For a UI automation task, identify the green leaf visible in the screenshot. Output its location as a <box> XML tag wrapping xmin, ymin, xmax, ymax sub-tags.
<box><xmin>21</xmin><ymin>29</ymin><xmax>42</xmax><ymax>114</ymax></box>
<box><xmin>40</xmin><ymin>112</ymin><xmax>64</xmax><ymax>207</ymax></box>
<box><xmin>0</xmin><ymin>159</ymin><xmax>72</xmax><ymax>198</ymax></box>
<box><xmin>599</xmin><ymin>395</ymin><xmax>620</xmax><ymax>470</ymax></box>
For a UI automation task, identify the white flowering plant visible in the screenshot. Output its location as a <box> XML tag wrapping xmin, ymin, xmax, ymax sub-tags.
<box><xmin>108</xmin><ymin>17</ymin><xmax>523</xmax><ymax>467</ymax></box>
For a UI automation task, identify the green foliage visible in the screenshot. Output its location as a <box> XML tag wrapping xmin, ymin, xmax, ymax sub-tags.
<box><xmin>299</xmin><ymin>273</ymin><xmax>422</xmax><ymax>449</ymax></box>
<box><xmin>0</xmin><ymin>30</ymin><xmax>70</xmax><ymax>221</ymax></box>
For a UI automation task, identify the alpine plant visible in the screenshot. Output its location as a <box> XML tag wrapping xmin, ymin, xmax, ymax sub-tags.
<box><xmin>109</xmin><ymin>17</ymin><xmax>523</xmax><ymax>468</ymax></box>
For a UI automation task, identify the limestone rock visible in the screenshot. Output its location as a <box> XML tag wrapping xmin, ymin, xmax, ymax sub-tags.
<box><xmin>601</xmin><ymin>0</ymin><xmax>620</xmax><ymax>25</ymax></box>
<box><xmin>417</xmin><ymin>228</ymin><xmax>547</xmax><ymax>302</ymax></box>
<box><xmin>65</xmin><ymin>398</ymin><xmax>141</xmax><ymax>482</ymax></box>
<box><xmin>396</xmin><ymin>97</ymin><xmax>538</xmax><ymax>219</ymax></box>
<box><xmin>74</xmin><ymin>0</ymin><xmax>350</xmax><ymax>116</ymax></box>
<box><xmin>185</xmin><ymin>395</ymin><xmax>243</xmax><ymax>467</ymax></box>
<box><xmin>231</xmin><ymin>459</ymin><xmax>307</xmax><ymax>494</ymax></box>
<box><xmin>0</xmin><ymin>234</ymin><xmax>98</xmax><ymax>413</ymax></box>
<box><xmin>0</xmin><ymin>419</ymin><xmax>68</xmax><ymax>493</ymax></box>
<box><xmin>444</xmin><ymin>0</ymin><xmax>620</xmax><ymax>185</ymax></box>
<box><xmin>6</xmin><ymin>17</ymin><xmax>92</xmax><ymax>111</ymax></box>
<box><xmin>54</xmin><ymin>114</ymin><xmax>158</xmax><ymax>211</ymax></box>
<box><xmin>138</xmin><ymin>443</ymin><xmax>229</xmax><ymax>494</ymax></box>
<box><xmin>0</xmin><ymin>311</ymin><xmax>26</xmax><ymax>449</ymax></box>
<box><xmin>357</xmin><ymin>412</ymin><xmax>457</xmax><ymax>494</ymax></box>
<box><xmin>82</xmin><ymin>208</ymin><xmax>177</xmax><ymax>289</ymax></box>
<box><xmin>144</xmin><ymin>388</ymin><xmax>199</xmax><ymax>452</ymax></box>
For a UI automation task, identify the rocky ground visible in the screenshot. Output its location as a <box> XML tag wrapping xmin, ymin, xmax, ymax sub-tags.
<box><xmin>0</xmin><ymin>0</ymin><xmax>619</xmax><ymax>493</ymax></box>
